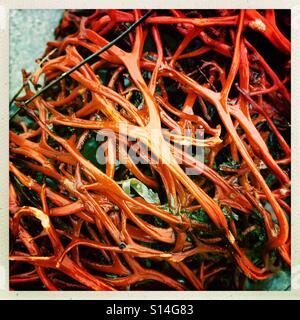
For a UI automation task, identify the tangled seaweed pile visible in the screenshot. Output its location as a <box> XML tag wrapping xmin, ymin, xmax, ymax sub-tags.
<box><xmin>9</xmin><ymin>9</ymin><xmax>291</xmax><ymax>290</ymax></box>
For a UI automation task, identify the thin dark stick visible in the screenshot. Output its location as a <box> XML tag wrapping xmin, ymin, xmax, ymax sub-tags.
<box><xmin>10</xmin><ymin>10</ymin><xmax>153</xmax><ymax>120</ymax></box>
<box><xmin>9</xmin><ymin>48</ymin><xmax>58</xmax><ymax>107</ymax></box>
<box><xmin>9</xmin><ymin>81</ymin><xmax>29</xmax><ymax>107</ymax></box>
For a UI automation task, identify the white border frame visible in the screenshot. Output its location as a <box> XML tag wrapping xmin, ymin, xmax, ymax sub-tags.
<box><xmin>0</xmin><ymin>0</ymin><xmax>299</xmax><ymax>300</ymax></box>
